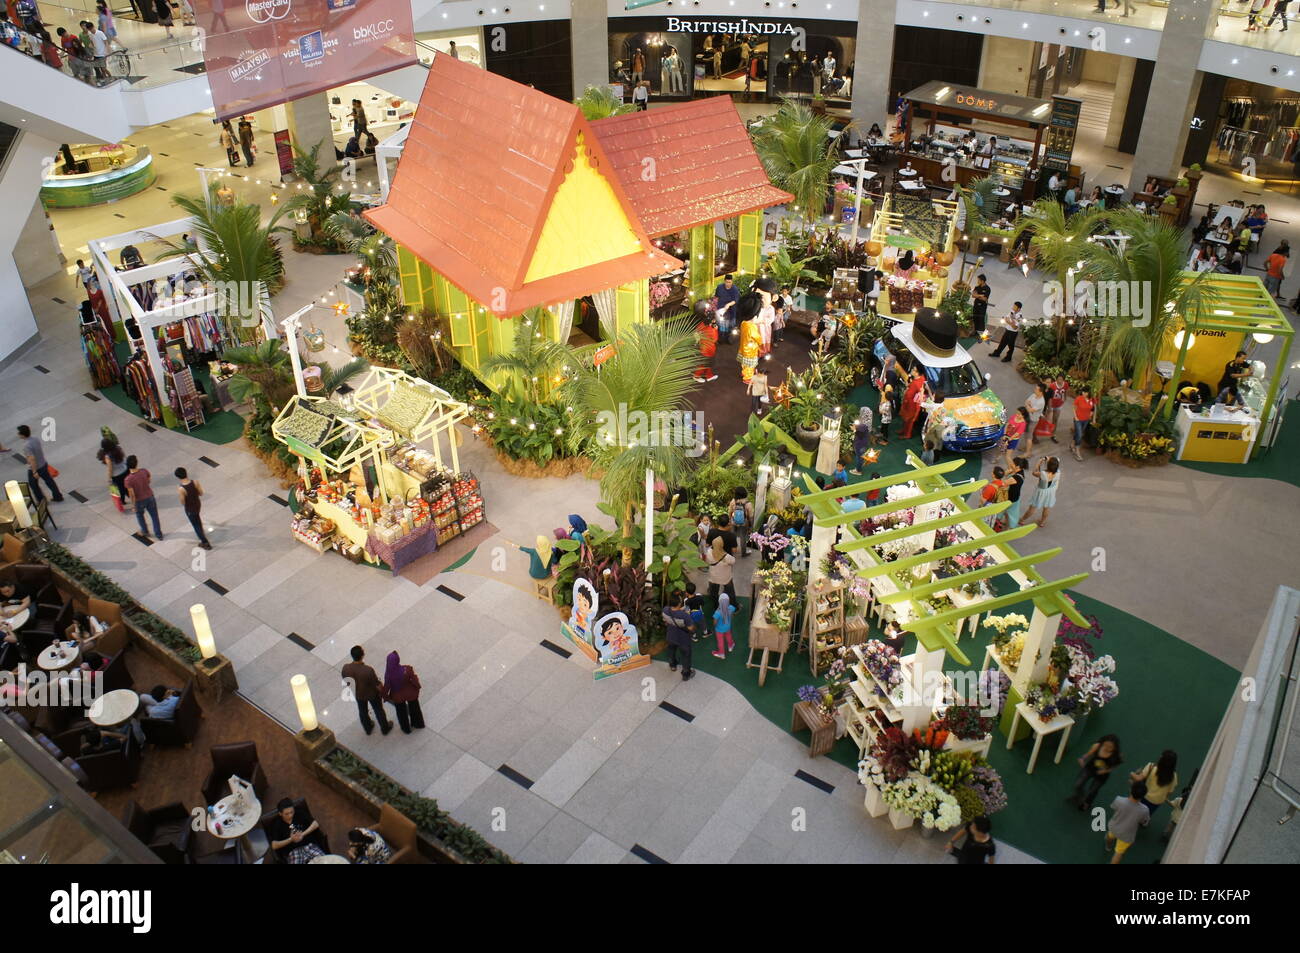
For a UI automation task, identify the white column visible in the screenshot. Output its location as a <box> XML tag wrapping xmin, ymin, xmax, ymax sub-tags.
<box><xmin>1010</xmin><ymin>605</ymin><xmax>1061</xmax><ymax>697</ymax></box>
<box><xmin>850</xmin><ymin>0</ymin><xmax>896</xmax><ymax>132</ymax></box>
<box><xmin>569</xmin><ymin>0</ymin><xmax>609</xmax><ymax>101</ymax></box>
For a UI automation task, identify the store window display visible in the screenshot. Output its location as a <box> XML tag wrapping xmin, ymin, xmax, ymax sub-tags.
<box><xmin>609</xmin><ymin>31</ymin><xmax>693</xmax><ymax>99</ymax></box>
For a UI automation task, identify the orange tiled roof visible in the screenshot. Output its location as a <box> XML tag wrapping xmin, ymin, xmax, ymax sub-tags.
<box><xmin>591</xmin><ymin>97</ymin><xmax>793</xmax><ymax>237</ymax></box>
<box><xmin>364</xmin><ymin>56</ymin><xmax>678</xmax><ymax>317</ymax></box>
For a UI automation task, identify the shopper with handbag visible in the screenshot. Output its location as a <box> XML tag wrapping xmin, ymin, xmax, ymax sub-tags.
<box><xmin>98</xmin><ymin>437</ymin><xmax>128</xmax><ymax>512</ymax></box>
<box><xmin>17</xmin><ymin>424</ymin><xmax>62</xmax><ymax>503</ymax></box>
<box><xmin>382</xmin><ymin>651</ymin><xmax>424</xmax><ymax>734</ymax></box>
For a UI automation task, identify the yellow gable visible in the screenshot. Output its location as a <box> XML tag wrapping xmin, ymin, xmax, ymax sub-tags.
<box><xmin>524</xmin><ymin>132</ymin><xmax>643</xmax><ymax>284</ymax></box>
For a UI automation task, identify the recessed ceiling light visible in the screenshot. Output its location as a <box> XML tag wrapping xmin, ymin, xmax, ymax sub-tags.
<box><xmin>1022</xmin><ymin>22</ymin><xmax>1028</xmax><ymax>27</ymax></box>
<box><xmin>1124</xmin><ymin>37</ymin><xmax>1131</xmax><ymax>43</ymax></box>
<box><xmin>1232</xmin><ymin>57</ymin><xmax>1238</xmax><ymax>63</ymax></box>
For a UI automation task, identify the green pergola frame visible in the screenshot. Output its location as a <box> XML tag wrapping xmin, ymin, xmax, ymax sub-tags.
<box><xmin>797</xmin><ymin>455</ymin><xmax>1089</xmax><ymax>666</ymax></box>
<box><xmin>1162</xmin><ymin>273</ymin><xmax>1294</xmax><ymax>459</ymax></box>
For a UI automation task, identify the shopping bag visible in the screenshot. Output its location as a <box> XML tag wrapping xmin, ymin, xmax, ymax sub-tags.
<box><xmin>109</xmin><ymin>484</ymin><xmax>124</xmax><ymax>513</ymax></box>
<box><xmin>47</xmin><ymin>466</ymin><xmax>59</xmax><ymax>478</ymax></box>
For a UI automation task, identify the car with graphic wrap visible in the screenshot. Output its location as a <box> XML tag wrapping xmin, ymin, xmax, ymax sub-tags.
<box><xmin>871</xmin><ymin>310</ymin><xmax>1006</xmax><ymax>452</ymax></box>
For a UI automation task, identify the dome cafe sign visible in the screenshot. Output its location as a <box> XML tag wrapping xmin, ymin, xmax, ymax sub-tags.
<box><xmin>663</xmin><ymin>17</ymin><xmax>800</xmax><ymax>34</ymax></box>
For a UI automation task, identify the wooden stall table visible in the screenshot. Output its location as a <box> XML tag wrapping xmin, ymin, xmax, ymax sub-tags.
<box><xmin>1006</xmin><ymin>701</ymin><xmax>1074</xmax><ymax>774</ymax></box>
<box><xmin>746</xmin><ymin>592</ymin><xmax>790</xmax><ymax>686</ymax></box>
<box><xmin>791</xmin><ymin>700</ymin><xmax>836</xmax><ymax>758</ymax></box>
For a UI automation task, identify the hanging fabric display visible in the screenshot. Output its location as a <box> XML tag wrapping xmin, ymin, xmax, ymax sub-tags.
<box><xmin>121</xmin><ymin>351</ymin><xmax>163</xmax><ymax>423</ymax></box>
<box><xmin>80</xmin><ymin>324</ymin><xmax>121</xmax><ymax>388</ymax></box>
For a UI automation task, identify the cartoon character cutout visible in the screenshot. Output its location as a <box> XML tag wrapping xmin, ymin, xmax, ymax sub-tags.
<box><xmin>593</xmin><ymin>612</ymin><xmax>638</xmax><ymax>666</ymax></box>
<box><xmin>569</xmin><ymin>579</ymin><xmax>597</xmax><ymax>641</ymax></box>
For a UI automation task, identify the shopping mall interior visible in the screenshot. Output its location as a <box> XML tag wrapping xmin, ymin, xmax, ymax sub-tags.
<box><xmin>0</xmin><ymin>0</ymin><xmax>1296</xmax><ymax>877</ymax></box>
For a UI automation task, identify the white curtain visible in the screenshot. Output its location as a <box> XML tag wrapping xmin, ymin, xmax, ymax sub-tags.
<box><xmin>554</xmin><ymin>299</ymin><xmax>575</xmax><ymax>344</ymax></box>
<box><xmin>592</xmin><ymin>287</ymin><xmax>618</xmax><ymax>340</ymax></box>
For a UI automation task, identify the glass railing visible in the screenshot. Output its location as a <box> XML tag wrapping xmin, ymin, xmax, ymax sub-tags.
<box><xmin>1205</xmin><ymin>0</ymin><xmax>1300</xmax><ymax>56</ymax></box>
<box><xmin>0</xmin><ymin>27</ymin><xmax>207</xmax><ymax>92</ymax></box>
<box><xmin>915</xmin><ymin>0</ymin><xmax>1167</xmax><ymax>32</ymax></box>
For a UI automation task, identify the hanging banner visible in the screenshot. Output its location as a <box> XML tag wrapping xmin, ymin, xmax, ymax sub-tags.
<box><xmin>193</xmin><ymin>0</ymin><xmax>417</xmax><ymax>121</ymax></box>
<box><xmin>274</xmin><ymin>129</ymin><xmax>295</xmax><ymax>176</ymax></box>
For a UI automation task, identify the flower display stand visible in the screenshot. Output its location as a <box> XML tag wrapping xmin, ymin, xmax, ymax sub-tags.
<box><xmin>863</xmin><ymin>778</ymin><xmax>888</xmax><ymax>818</ymax></box>
<box><xmin>944</xmin><ymin>734</ymin><xmax>993</xmax><ymax>759</ymax></box>
<box><xmin>887</xmin><ymin>806</ymin><xmax>915</xmax><ymax>830</ymax></box>
<box><xmin>1005</xmin><ymin>701</ymin><xmax>1074</xmax><ymax>774</ymax></box>
<box><xmin>791</xmin><ymin>701</ymin><xmax>836</xmax><ymax>758</ymax></box>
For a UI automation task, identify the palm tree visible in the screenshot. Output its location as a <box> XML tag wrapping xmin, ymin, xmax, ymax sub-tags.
<box><xmin>480</xmin><ymin>312</ymin><xmax>573</xmax><ymax>403</ymax></box>
<box><xmin>567</xmin><ymin>313</ymin><xmax>700</xmax><ymax>565</ymax></box>
<box><xmin>752</xmin><ymin>99</ymin><xmax>843</xmax><ymax>224</ymax></box>
<box><xmin>1017</xmin><ymin>199</ymin><xmax>1105</xmax><ymax>351</ymax></box>
<box><xmin>224</xmin><ymin>340</ymin><xmax>294</xmax><ymax>411</ymax></box>
<box><xmin>1079</xmin><ymin>208</ymin><xmax>1218</xmax><ymax>401</ymax></box>
<box><xmin>327</xmin><ymin>209</ymin><xmax>397</xmax><ymax>283</ymax></box>
<box><xmin>164</xmin><ymin>187</ymin><xmax>294</xmax><ymax>343</ymax></box>
<box><xmin>288</xmin><ymin>141</ymin><xmax>352</xmax><ymax>248</ymax></box>
<box><xmin>764</xmin><ymin>247</ymin><xmax>819</xmax><ymax>294</ymax></box>
<box><xmin>574</xmin><ymin>85</ymin><xmax>636</xmax><ymax>120</ymax></box>
<box><xmin>951</xmin><ymin>176</ymin><xmax>1001</xmax><ymax>240</ymax></box>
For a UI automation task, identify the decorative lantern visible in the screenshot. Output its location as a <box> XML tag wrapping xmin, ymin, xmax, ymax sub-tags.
<box><xmin>303</xmin><ymin>366</ymin><xmax>323</xmax><ymax>392</ymax></box>
<box><xmin>865</xmin><ymin>240</ymin><xmax>883</xmax><ymax>258</ymax></box>
<box><xmin>821</xmin><ymin>406</ymin><xmax>843</xmax><ymax>440</ymax></box>
<box><xmin>303</xmin><ymin>325</ymin><xmax>326</xmax><ymax>352</ymax></box>
<box><xmin>334</xmin><ymin>382</ymin><xmax>356</xmax><ymax>411</ymax></box>
<box><xmin>776</xmin><ymin>452</ymin><xmax>795</xmax><ymax>486</ymax></box>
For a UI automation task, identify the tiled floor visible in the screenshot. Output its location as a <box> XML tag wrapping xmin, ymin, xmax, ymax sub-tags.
<box><xmin>8</xmin><ymin>84</ymin><xmax>1300</xmax><ymax>861</ymax></box>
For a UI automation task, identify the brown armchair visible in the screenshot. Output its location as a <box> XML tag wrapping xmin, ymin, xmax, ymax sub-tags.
<box><xmin>85</xmin><ymin>597</ymin><xmax>129</xmax><ymax>657</ymax></box>
<box><xmin>0</xmin><ymin>534</ymin><xmax>27</xmax><ymax>573</ymax></box>
<box><xmin>99</xmin><ymin>651</ymin><xmax>133</xmax><ymax>693</ymax></box>
<box><xmin>123</xmin><ymin>801</ymin><xmax>194</xmax><ymax>864</ymax></box>
<box><xmin>140</xmin><ymin>681</ymin><xmax>201</xmax><ymax>747</ymax></box>
<box><xmin>10</xmin><ymin>564</ymin><xmax>65</xmax><ymax>614</ymax></box>
<box><xmin>74</xmin><ymin>732</ymin><xmax>143</xmax><ymax>793</ymax></box>
<box><xmin>200</xmin><ymin>741</ymin><xmax>269</xmax><ymax>806</ymax></box>
<box><xmin>259</xmin><ymin>798</ymin><xmax>329</xmax><ymax>864</ymax></box>
<box><xmin>375</xmin><ymin>802</ymin><xmax>420</xmax><ymax>864</ymax></box>
<box><xmin>19</xmin><ymin>601</ymin><xmax>71</xmax><ymax>658</ymax></box>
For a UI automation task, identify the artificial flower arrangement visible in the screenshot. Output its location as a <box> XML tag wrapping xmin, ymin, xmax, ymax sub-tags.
<box><xmin>1065</xmin><ymin>646</ymin><xmax>1119</xmax><ymax>711</ymax></box>
<box><xmin>885</xmin><ymin>481</ymin><xmax>922</xmax><ymax>503</ymax></box>
<box><xmin>985</xmin><ymin>612</ymin><xmax>1030</xmax><ymax>670</ymax></box>
<box><xmin>1024</xmin><ymin>681</ymin><xmax>1080</xmax><ymax>721</ymax></box>
<box><xmin>977</xmin><ymin>670</ymin><xmax>1011</xmax><ymax>717</ymax></box>
<box><xmin>796</xmin><ymin>648</ymin><xmax>851</xmax><ymax>721</ymax></box>
<box><xmin>873</xmin><ymin>535</ymin><xmax>917</xmax><ymax>563</ymax></box>
<box><xmin>748</xmin><ymin>529</ymin><xmax>791</xmax><ymax>562</ymax></box>
<box><xmin>935</xmin><ymin>703</ymin><xmax>995</xmax><ymax>741</ymax></box>
<box><xmin>861</xmin><ymin>639</ymin><xmax>903</xmax><ymax>691</ymax></box>
<box><xmin>998</xmin><ymin>633</ymin><xmax>1025</xmax><ymax>671</ymax></box>
<box><xmin>648</xmin><ymin>280</ymin><xmax>673</xmax><ymax>309</ymax></box>
<box><xmin>820</xmin><ymin>550</ymin><xmax>854</xmax><ymax>582</ymax></box>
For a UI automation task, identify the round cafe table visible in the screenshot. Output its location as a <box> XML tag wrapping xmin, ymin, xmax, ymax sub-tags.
<box><xmin>992</xmin><ymin>188</ymin><xmax>1011</xmax><ymax>197</ymax></box>
<box><xmin>88</xmin><ymin>688</ymin><xmax>140</xmax><ymax>727</ymax></box>
<box><xmin>309</xmin><ymin>854</ymin><xmax>350</xmax><ymax>865</ymax></box>
<box><xmin>38</xmin><ymin>642</ymin><xmax>80</xmax><ymax>672</ymax></box>
<box><xmin>897</xmin><ymin>167</ymin><xmax>917</xmax><ymax>177</ymax></box>
<box><xmin>207</xmin><ymin>792</ymin><xmax>265</xmax><ymax>863</ymax></box>
<box><xmin>1</xmin><ymin>606</ymin><xmax>29</xmax><ymax>630</ymax></box>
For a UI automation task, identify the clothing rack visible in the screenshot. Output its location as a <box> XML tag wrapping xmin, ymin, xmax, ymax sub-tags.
<box><xmin>79</xmin><ymin>323</ymin><xmax>120</xmax><ymax>389</ymax></box>
<box><xmin>121</xmin><ymin>350</ymin><xmax>163</xmax><ymax>423</ymax></box>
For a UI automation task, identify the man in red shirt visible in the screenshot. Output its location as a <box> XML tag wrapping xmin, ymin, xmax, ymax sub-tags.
<box><xmin>694</xmin><ymin>311</ymin><xmax>719</xmax><ymax>382</ymax></box>
<box><xmin>1070</xmin><ymin>386</ymin><xmax>1096</xmax><ymax>461</ymax></box>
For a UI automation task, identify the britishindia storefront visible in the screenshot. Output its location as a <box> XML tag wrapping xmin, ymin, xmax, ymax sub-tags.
<box><xmin>608</xmin><ymin>15</ymin><xmax>856</xmax><ymax>105</ymax></box>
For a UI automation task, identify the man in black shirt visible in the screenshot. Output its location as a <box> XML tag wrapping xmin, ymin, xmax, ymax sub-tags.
<box><xmin>970</xmin><ymin>275</ymin><xmax>991</xmax><ymax>337</ymax></box>
<box><xmin>1216</xmin><ymin>351</ymin><xmax>1251</xmax><ymax>395</ymax></box>
<box><xmin>948</xmin><ymin>815</ymin><xmax>997</xmax><ymax>864</ymax></box>
<box><xmin>706</xmin><ymin>514</ymin><xmax>739</xmax><ymax>558</ymax></box>
<box><xmin>662</xmin><ymin>591</ymin><xmax>695</xmax><ymax>680</ymax></box>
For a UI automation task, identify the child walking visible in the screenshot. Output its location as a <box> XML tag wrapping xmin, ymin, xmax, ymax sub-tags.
<box><xmin>712</xmin><ymin>592</ymin><xmax>736</xmax><ymax>659</ymax></box>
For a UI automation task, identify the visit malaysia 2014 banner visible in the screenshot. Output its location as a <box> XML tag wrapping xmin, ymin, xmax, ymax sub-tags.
<box><xmin>193</xmin><ymin>0</ymin><xmax>416</xmax><ymax>121</ymax></box>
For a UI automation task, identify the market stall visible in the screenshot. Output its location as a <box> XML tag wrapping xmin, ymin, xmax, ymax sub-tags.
<box><xmin>865</xmin><ymin>192</ymin><xmax>959</xmax><ymax>318</ymax></box>
<box><xmin>40</xmin><ymin>143</ymin><xmax>156</xmax><ymax>209</ymax></box>
<box><xmin>1161</xmin><ymin>273</ymin><xmax>1294</xmax><ymax>461</ymax></box>
<box><xmin>273</xmin><ymin>368</ymin><xmax>484</xmax><ymax>573</ymax></box>
<box><xmin>789</xmin><ymin>453</ymin><xmax>1095</xmax><ymax>829</ymax></box>
<box><xmin>898</xmin><ymin>82</ymin><xmax>1082</xmax><ymax>203</ymax></box>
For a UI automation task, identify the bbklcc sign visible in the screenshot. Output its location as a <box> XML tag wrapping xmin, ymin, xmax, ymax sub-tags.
<box><xmin>664</xmin><ymin>17</ymin><xmax>798</xmax><ymax>34</ymax></box>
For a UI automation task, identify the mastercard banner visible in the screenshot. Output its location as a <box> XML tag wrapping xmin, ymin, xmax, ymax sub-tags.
<box><xmin>193</xmin><ymin>0</ymin><xmax>416</xmax><ymax>121</ymax></box>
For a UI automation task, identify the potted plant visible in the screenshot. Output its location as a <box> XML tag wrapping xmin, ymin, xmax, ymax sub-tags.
<box><xmin>791</xmin><ymin>392</ymin><xmax>824</xmax><ymax>452</ymax></box>
<box><xmin>1186</xmin><ymin>163</ymin><xmax>1203</xmax><ymax>182</ymax></box>
<box><xmin>1173</xmin><ymin>177</ymin><xmax>1190</xmax><ymax>196</ymax></box>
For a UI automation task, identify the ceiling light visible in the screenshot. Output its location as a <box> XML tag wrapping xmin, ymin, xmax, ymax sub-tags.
<box><xmin>1253</xmin><ymin>333</ymin><xmax>1274</xmax><ymax>343</ymax></box>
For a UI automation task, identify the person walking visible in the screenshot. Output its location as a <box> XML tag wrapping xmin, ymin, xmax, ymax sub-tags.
<box><xmin>96</xmin><ymin>2</ymin><xmax>121</xmax><ymax>50</ymax></box>
<box><xmin>693</xmin><ymin>311</ymin><xmax>719</xmax><ymax>382</ymax></box>
<box><xmin>898</xmin><ymin>369</ymin><xmax>927</xmax><ymax>439</ymax></box>
<box><xmin>381</xmin><ymin>650</ymin><xmax>423</xmax><ymax>734</ymax></box>
<box><xmin>56</xmin><ymin>27</ymin><xmax>89</xmax><ymax>83</ymax></box>
<box><xmin>1104</xmin><ymin>782</ymin><xmax>1151</xmax><ymax>863</ymax></box>
<box><xmin>1068</xmin><ymin>733</ymin><xmax>1122</xmax><ymax>811</ymax></box>
<box><xmin>219</xmin><ymin>120</ymin><xmax>240</xmax><ymax>166</ymax></box>
<box><xmin>154</xmin><ymin>0</ymin><xmax>174</xmax><ymax>38</ymax></box>
<box><xmin>988</xmin><ymin>301</ymin><xmax>1023</xmax><ymax>362</ymax></box>
<box><xmin>748</xmin><ymin>367</ymin><xmax>769</xmax><ymax>416</ymax></box>
<box><xmin>1022</xmin><ymin>382</ymin><xmax>1046</xmax><ymax>453</ymax></box>
<box><xmin>86</xmin><ymin>19</ymin><xmax>109</xmax><ymax>82</ymax></box>
<box><xmin>1003</xmin><ymin>406</ymin><xmax>1029</xmax><ymax>453</ymax></box>
<box><xmin>728</xmin><ymin>489</ymin><xmax>753</xmax><ymax>555</ymax></box>
<box><xmin>17</xmin><ymin>424</ymin><xmax>63</xmax><ymax>504</ymax></box>
<box><xmin>174</xmin><ymin>467</ymin><xmax>211</xmax><ymax>549</ymax></box>
<box><xmin>705</xmin><ymin>536</ymin><xmax>737</xmax><ymax>606</ymax></box>
<box><xmin>876</xmin><ymin>379</ymin><xmax>893</xmax><ymax>445</ymax></box>
<box><xmin>1043</xmin><ymin>375</ymin><xmax>1067</xmax><ymax>443</ymax></box>
<box><xmin>341</xmin><ymin>645</ymin><xmax>392</xmax><ymax>735</ymax></box>
<box><xmin>1129</xmin><ymin>750</ymin><xmax>1178</xmax><ymax>817</ymax></box>
<box><xmin>711</xmin><ymin>592</ymin><xmax>736</xmax><ymax>659</ymax></box>
<box><xmin>1247</xmin><ymin>0</ymin><xmax>1269</xmax><ymax>31</ymax></box>
<box><xmin>237</xmin><ymin>117</ymin><xmax>256</xmax><ymax>167</ymax></box>
<box><xmin>947</xmin><ymin>815</ymin><xmax>997</xmax><ymax>864</ymax></box>
<box><xmin>1018</xmin><ymin>455</ymin><xmax>1060</xmax><ymax>528</ymax></box>
<box><xmin>1268</xmin><ymin>0</ymin><xmax>1291</xmax><ymax>30</ymax></box>
<box><xmin>662</xmin><ymin>591</ymin><xmax>695</xmax><ymax>680</ymax></box>
<box><xmin>1264</xmin><ymin>242</ymin><xmax>1289</xmax><ymax>297</ymax></box>
<box><xmin>98</xmin><ymin>437</ymin><xmax>128</xmax><ymax>511</ymax></box>
<box><xmin>713</xmin><ymin>274</ymin><xmax>740</xmax><ymax>335</ymax></box>
<box><xmin>1069</xmin><ymin>385</ymin><xmax>1095</xmax><ymax>461</ymax></box>
<box><xmin>970</xmin><ymin>274</ymin><xmax>991</xmax><ymax>337</ymax></box>
<box><xmin>123</xmin><ymin>455</ymin><xmax>162</xmax><ymax>539</ymax></box>
<box><xmin>849</xmin><ymin>405</ymin><xmax>874</xmax><ymax>473</ymax></box>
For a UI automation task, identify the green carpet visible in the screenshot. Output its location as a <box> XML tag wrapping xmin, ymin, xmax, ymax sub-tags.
<box><xmin>1176</xmin><ymin>398</ymin><xmax>1300</xmax><ymax>487</ymax></box>
<box><xmin>839</xmin><ymin>380</ymin><xmax>983</xmax><ymax>485</ymax></box>
<box><xmin>100</xmin><ymin>342</ymin><xmax>244</xmax><ymax>445</ymax></box>
<box><xmin>669</xmin><ymin>584</ymin><xmax>1237</xmax><ymax>864</ymax></box>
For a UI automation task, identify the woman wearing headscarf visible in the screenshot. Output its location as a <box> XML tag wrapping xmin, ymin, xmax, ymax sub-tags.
<box><xmin>567</xmin><ymin>514</ymin><xmax>588</xmax><ymax>543</ymax></box>
<box><xmin>705</xmin><ymin>535</ymin><xmax>736</xmax><ymax>605</ymax></box>
<box><xmin>512</xmin><ymin>535</ymin><xmax>554</xmax><ymax>579</ymax></box>
<box><xmin>849</xmin><ymin>405</ymin><xmax>875</xmax><ymax>474</ymax></box>
<box><xmin>711</xmin><ymin>592</ymin><xmax>736</xmax><ymax>659</ymax></box>
<box><xmin>382</xmin><ymin>651</ymin><xmax>423</xmax><ymax>735</ymax></box>
<box><xmin>899</xmin><ymin>369</ymin><xmax>928</xmax><ymax>439</ymax></box>
<box><xmin>894</xmin><ymin>249</ymin><xmax>917</xmax><ymax>279</ymax></box>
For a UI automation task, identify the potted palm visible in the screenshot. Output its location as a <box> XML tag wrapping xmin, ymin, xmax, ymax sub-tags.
<box><xmin>752</xmin><ymin>98</ymin><xmax>843</xmax><ymax>225</ymax></box>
